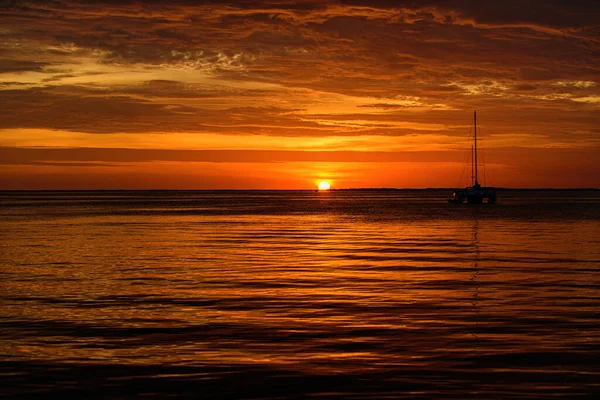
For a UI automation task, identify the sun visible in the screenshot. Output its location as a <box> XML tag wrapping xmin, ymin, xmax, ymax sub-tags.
<box><xmin>317</xmin><ymin>181</ymin><xmax>331</xmax><ymax>191</ymax></box>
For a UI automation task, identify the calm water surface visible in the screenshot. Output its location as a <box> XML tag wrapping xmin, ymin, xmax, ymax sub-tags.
<box><xmin>1</xmin><ymin>190</ymin><xmax>599</xmax><ymax>398</ymax></box>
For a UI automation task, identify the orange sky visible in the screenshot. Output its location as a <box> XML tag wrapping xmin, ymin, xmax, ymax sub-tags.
<box><xmin>1</xmin><ymin>1</ymin><xmax>599</xmax><ymax>189</ymax></box>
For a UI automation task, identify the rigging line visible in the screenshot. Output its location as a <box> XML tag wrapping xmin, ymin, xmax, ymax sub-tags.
<box><xmin>481</xmin><ymin>150</ymin><xmax>487</xmax><ymax>186</ymax></box>
<box><xmin>478</xmin><ymin>123</ymin><xmax>490</xmax><ymax>186</ymax></box>
<box><xmin>474</xmin><ymin>110</ymin><xmax>478</xmax><ymax>185</ymax></box>
<box><xmin>468</xmin><ymin>124</ymin><xmax>475</xmax><ymax>186</ymax></box>
<box><xmin>456</xmin><ymin>123</ymin><xmax>475</xmax><ymax>187</ymax></box>
<box><xmin>482</xmin><ymin>148</ymin><xmax>489</xmax><ymax>187</ymax></box>
<box><xmin>465</xmin><ymin>125</ymin><xmax>474</xmax><ymax>186</ymax></box>
<box><xmin>457</xmin><ymin>143</ymin><xmax>470</xmax><ymax>187</ymax></box>
<box><xmin>478</xmin><ymin>122</ymin><xmax>485</xmax><ymax>186</ymax></box>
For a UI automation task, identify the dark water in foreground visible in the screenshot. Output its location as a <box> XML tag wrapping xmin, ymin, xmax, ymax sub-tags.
<box><xmin>1</xmin><ymin>190</ymin><xmax>599</xmax><ymax>399</ymax></box>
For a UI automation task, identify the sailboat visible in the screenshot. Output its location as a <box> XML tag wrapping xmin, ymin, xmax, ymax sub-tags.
<box><xmin>448</xmin><ymin>111</ymin><xmax>497</xmax><ymax>204</ymax></box>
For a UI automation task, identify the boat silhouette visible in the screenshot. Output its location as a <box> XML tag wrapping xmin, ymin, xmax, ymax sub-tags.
<box><xmin>448</xmin><ymin>111</ymin><xmax>497</xmax><ymax>204</ymax></box>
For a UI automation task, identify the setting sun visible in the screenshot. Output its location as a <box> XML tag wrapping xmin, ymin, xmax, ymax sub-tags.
<box><xmin>318</xmin><ymin>181</ymin><xmax>331</xmax><ymax>191</ymax></box>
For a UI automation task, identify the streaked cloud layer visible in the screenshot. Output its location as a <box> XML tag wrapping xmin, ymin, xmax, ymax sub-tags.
<box><xmin>1</xmin><ymin>0</ymin><xmax>598</xmax><ymax>188</ymax></box>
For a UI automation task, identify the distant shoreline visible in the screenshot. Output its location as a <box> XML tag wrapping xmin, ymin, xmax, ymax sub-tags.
<box><xmin>1</xmin><ymin>188</ymin><xmax>598</xmax><ymax>192</ymax></box>
<box><xmin>333</xmin><ymin>188</ymin><xmax>600</xmax><ymax>191</ymax></box>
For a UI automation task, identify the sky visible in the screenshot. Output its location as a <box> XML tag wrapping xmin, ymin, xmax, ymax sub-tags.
<box><xmin>1</xmin><ymin>0</ymin><xmax>599</xmax><ymax>189</ymax></box>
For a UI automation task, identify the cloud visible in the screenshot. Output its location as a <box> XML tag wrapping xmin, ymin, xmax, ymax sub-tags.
<box><xmin>338</xmin><ymin>1</ymin><xmax>600</xmax><ymax>29</ymax></box>
<box><xmin>0</xmin><ymin>1</ymin><xmax>599</xmax><ymax>187</ymax></box>
<box><xmin>0</xmin><ymin>59</ymin><xmax>50</xmax><ymax>73</ymax></box>
<box><xmin>513</xmin><ymin>83</ymin><xmax>539</xmax><ymax>91</ymax></box>
<box><xmin>0</xmin><ymin>146</ymin><xmax>462</xmax><ymax>165</ymax></box>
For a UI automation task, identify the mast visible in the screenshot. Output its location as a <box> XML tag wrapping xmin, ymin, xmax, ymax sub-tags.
<box><xmin>471</xmin><ymin>145</ymin><xmax>474</xmax><ymax>186</ymax></box>
<box><xmin>473</xmin><ymin>110</ymin><xmax>479</xmax><ymax>187</ymax></box>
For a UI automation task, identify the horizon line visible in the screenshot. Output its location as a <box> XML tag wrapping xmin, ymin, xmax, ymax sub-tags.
<box><xmin>1</xmin><ymin>187</ymin><xmax>599</xmax><ymax>192</ymax></box>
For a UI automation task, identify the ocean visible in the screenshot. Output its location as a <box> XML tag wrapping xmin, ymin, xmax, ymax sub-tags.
<box><xmin>1</xmin><ymin>190</ymin><xmax>599</xmax><ymax>398</ymax></box>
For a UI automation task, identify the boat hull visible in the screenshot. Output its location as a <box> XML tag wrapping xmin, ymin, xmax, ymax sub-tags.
<box><xmin>449</xmin><ymin>187</ymin><xmax>496</xmax><ymax>204</ymax></box>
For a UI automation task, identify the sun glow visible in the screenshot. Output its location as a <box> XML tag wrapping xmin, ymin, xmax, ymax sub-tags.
<box><xmin>318</xmin><ymin>181</ymin><xmax>331</xmax><ymax>191</ymax></box>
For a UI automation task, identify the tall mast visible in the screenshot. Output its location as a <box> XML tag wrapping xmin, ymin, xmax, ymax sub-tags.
<box><xmin>473</xmin><ymin>110</ymin><xmax>478</xmax><ymax>186</ymax></box>
<box><xmin>471</xmin><ymin>145</ymin><xmax>474</xmax><ymax>186</ymax></box>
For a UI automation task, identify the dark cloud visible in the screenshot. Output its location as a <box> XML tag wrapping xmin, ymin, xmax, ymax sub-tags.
<box><xmin>0</xmin><ymin>59</ymin><xmax>49</xmax><ymax>73</ymax></box>
<box><xmin>1</xmin><ymin>0</ymin><xmax>597</xmax><ymax>92</ymax></box>
<box><xmin>358</xmin><ymin>103</ymin><xmax>419</xmax><ymax>109</ymax></box>
<box><xmin>513</xmin><ymin>83</ymin><xmax>539</xmax><ymax>91</ymax></box>
<box><xmin>2</xmin><ymin>146</ymin><xmax>599</xmax><ymax>186</ymax></box>
<box><xmin>0</xmin><ymin>146</ymin><xmax>461</xmax><ymax>165</ymax></box>
<box><xmin>0</xmin><ymin>2</ymin><xmax>598</xmax><ymax>143</ymax></box>
<box><xmin>0</xmin><ymin>87</ymin><xmax>333</xmax><ymax>135</ymax></box>
<box><xmin>338</xmin><ymin>0</ymin><xmax>600</xmax><ymax>28</ymax></box>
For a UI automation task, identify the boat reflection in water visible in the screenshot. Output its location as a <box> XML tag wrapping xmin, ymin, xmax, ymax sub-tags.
<box><xmin>449</xmin><ymin>111</ymin><xmax>497</xmax><ymax>204</ymax></box>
